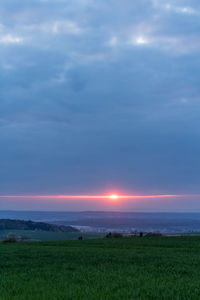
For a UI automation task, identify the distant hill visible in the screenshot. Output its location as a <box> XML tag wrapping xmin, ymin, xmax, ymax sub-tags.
<box><xmin>0</xmin><ymin>219</ymin><xmax>79</xmax><ymax>232</ymax></box>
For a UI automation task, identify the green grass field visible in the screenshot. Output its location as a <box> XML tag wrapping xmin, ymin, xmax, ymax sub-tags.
<box><xmin>1</xmin><ymin>236</ymin><xmax>200</xmax><ymax>299</ymax></box>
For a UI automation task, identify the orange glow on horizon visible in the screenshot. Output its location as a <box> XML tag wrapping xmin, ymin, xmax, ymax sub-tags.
<box><xmin>0</xmin><ymin>193</ymin><xmax>196</xmax><ymax>200</ymax></box>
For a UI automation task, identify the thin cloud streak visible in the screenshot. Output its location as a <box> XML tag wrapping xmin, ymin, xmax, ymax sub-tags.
<box><xmin>0</xmin><ymin>194</ymin><xmax>195</xmax><ymax>200</ymax></box>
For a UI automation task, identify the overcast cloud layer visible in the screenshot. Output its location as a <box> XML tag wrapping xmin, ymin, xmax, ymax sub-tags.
<box><xmin>1</xmin><ymin>0</ymin><xmax>200</xmax><ymax>209</ymax></box>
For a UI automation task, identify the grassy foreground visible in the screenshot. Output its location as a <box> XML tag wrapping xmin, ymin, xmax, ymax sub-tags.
<box><xmin>1</xmin><ymin>236</ymin><xmax>200</xmax><ymax>300</ymax></box>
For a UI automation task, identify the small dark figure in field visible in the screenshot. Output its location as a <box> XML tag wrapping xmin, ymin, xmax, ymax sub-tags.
<box><xmin>106</xmin><ymin>232</ymin><xmax>123</xmax><ymax>238</ymax></box>
<box><xmin>106</xmin><ymin>232</ymin><xmax>112</xmax><ymax>238</ymax></box>
<box><xmin>78</xmin><ymin>236</ymin><xmax>83</xmax><ymax>240</ymax></box>
<box><xmin>139</xmin><ymin>232</ymin><xmax>143</xmax><ymax>237</ymax></box>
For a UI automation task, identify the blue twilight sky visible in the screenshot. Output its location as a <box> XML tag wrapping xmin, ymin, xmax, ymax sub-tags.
<box><xmin>1</xmin><ymin>0</ymin><xmax>200</xmax><ymax>210</ymax></box>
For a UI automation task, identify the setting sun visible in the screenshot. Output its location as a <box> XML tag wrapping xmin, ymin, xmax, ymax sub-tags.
<box><xmin>109</xmin><ymin>194</ymin><xmax>119</xmax><ymax>201</ymax></box>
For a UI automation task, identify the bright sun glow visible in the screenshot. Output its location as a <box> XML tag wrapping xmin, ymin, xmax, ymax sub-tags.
<box><xmin>109</xmin><ymin>194</ymin><xmax>119</xmax><ymax>200</ymax></box>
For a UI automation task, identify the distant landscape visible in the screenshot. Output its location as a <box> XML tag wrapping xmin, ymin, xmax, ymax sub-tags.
<box><xmin>0</xmin><ymin>218</ymin><xmax>78</xmax><ymax>232</ymax></box>
<box><xmin>0</xmin><ymin>211</ymin><xmax>200</xmax><ymax>235</ymax></box>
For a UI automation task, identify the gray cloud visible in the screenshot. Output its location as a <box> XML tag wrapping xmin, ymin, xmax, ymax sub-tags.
<box><xmin>0</xmin><ymin>0</ymin><xmax>200</xmax><ymax>209</ymax></box>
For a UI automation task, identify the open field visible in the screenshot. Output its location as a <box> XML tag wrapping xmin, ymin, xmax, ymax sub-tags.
<box><xmin>1</xmin><ymin>236</ymin><xmax>200</xmax><ymax>299</ymax></box>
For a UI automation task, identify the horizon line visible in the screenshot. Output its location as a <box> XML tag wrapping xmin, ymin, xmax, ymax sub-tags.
<box><xmin>0</xmin><ymin>193</ymin><xmax>199</xmax><ymax>200</ymax></box>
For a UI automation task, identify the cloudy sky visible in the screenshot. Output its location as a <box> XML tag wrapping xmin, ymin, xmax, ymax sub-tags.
<box><xmin>1</xmin><ymin>0</ymin><xmax>200</xmax><ymax>210</ymax></box>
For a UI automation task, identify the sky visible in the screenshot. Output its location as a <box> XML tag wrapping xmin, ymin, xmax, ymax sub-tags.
<box><xmin>1</xmin><ymin>0</ymin><xmax>200</xmax><ymax>211</ymax></box>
